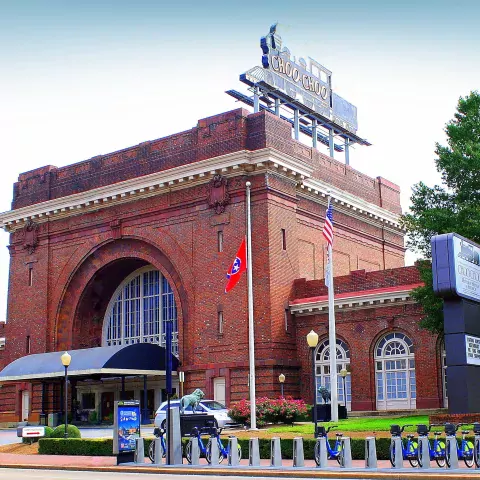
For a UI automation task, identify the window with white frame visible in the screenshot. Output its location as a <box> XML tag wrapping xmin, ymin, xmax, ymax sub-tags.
<box><xmin>374</xmin><ymin>332</ymin><xmax>416</xmax><ymax>410</ymax></box>
<box><xmin>103</xmin><ymin>267</ymin><xmax>179</xmax><ymax>356</ymax></box>
<box><xmin>315</xmin><ymin>339</ymin><xmax>351</xmax><ymax>408</ymax></box>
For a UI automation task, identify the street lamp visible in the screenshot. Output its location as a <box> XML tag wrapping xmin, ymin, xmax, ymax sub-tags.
<box><xmin>60</xmin><ymin>351</ymin><xmax>71</xmax><ymax>439</ymax></box>
<box><xmin>339</xmin><ymin>368</ymin><xmax>350</xmax><ymax>409</ymax></box>
<box><xmin>178</xmin><ymin>371</ymin><xmax>185</xmax><ymax>398</ymax></box>
<box><xmin>278</xmin><ymin>373</ymin><xmax>285</xmax><ymax>397</ymax></box>
<box><xmin>306</xmin><ymin>330</ymin><xmax>319</xmax><ymax>437</ymax></box>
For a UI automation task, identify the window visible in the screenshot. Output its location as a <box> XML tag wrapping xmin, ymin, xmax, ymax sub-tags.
<box><xmin>28</xmin><ymin>267</ymin><xmax>33</xmax><ymax>287</ymax></box>
<box><xmin>103</xmin><ymin>267</ymin><xmax>179</xmax><ymax>356</ymax></box>
<box><xmin>375</xmin><ymin>332</ymin><xmax>416</xmax><ymax>410</ymax></box>
<box><xmin>284</xmin><ymin>309</ymin><xmax>289</xmax><ymax>332</ymax></box>
<box><xmin>82</xmin><ymin>393</ymin><xmax>96</xmax><ymax>409</ymax></box>
<box><xmin>281</xmin><ymin>229</ymin><xmax>287</xmax><ymax>250</ymax></box>
<box><xmin>314</xmin><ymin>339</ymin><xmax>351</xmax><ymax>410</ymax></box>
<box><xmin>26</xmin><ymin>335</ymin><xmax>31</xmax><ymax>354</ymax></box>
<box><xmin>217</xmin><ymin>231</ymin><xmax>223</xmax><ymax>253</ymax></box>
<box><xmin>218</xmin><ymin>311</ymin><xmax>224</xmax><ymax>335</ymax></box>
<box><xmin>0</xmin><ymin>337</ymin><xmax>5</xmax><ymax>350</ymax></box>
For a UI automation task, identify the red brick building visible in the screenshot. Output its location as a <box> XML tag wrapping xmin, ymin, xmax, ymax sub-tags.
<box><xmin>0</xmin><ymin>108</ymin><xmax>444</xmax><ymax>423</ymax></box>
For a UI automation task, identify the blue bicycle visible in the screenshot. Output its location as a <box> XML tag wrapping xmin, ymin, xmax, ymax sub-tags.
<box><xmin>314</xmin><ymin>425</ymin><xmax>343</xmax><ymax>465</ymax></box>
<box><xmin>415</xmin><ymin>424</ymin><xmax>445</xmax><ymax>467</ymax></box>
<box><xmin>148</xmin><ymin>427</ymin><xmax>167</xmax><ymax>463</ymax></box>
<box><xmin>445</xmin><ymin>423</ymin><xmax>474</xmax><ymax>468</ymax></box>
<box><xmin>206</xmin><ymin>427</ymin><xmax>242</xmax><ymax>463</ymax></box>
<box><xmin>389</xmin><ymin>424</ymin><xmax>418</xmax><ymax>467</ymax></box>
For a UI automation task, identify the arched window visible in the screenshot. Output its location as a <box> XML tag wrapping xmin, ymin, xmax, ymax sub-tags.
<box><xmin>102</xmin><ymin>267</ymin><xmax>179</xmax><ymax>356</ymax></box>
<box><xmin>315</xmin><ymin>339</ymin><xmax>351</xmax><ymax>410</ymax></box>
<box><xmin>374</xmin><ymin>332</ymin><xmax>415</xmax><ymax>410</ymax></box>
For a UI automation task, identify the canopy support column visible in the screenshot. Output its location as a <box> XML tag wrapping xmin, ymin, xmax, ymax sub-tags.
<box><xmin>141</xmin><ymin>375</ymin><xmax>149</xmax><ymax>425</ymax></box>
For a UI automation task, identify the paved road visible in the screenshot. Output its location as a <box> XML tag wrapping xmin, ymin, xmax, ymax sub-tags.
<box><xmin>0</xmin><ymin>427</ymin><xmax>155</xmax><ymax>445</ymax></box>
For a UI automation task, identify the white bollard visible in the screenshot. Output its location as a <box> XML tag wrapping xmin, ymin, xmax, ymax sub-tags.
<box><xmin>446</xmin><ymin>436</ymin><xmax>458</xmax><ymax>469</ymax></box>
<box><xmin>339</xmin><ymin>437</ymin><xmax>352</xmax><ymax>468</ymax></box>
<box><xmin>292</xmin><ymin>437</ymin><xmax>304</xmax><ymax>467</ymax></box>
<box><xmin>365</xmin><ymin>437</ymin><xmax>377</xmax><ymax>469</ymax></box>
<box><xmin>189</xmin><ymin>438</ymin><xmax>200</xmax><ymax>465</ymax></box>
<box><xmin>315</xmin><ymin>436</ymin><xmax>328</xmax><ymax>468</ymax></box>
<box><xmin>227</xmin><ymin>436</ymin><xmax>239</xmax><ymax>466</ymax></box>
<box><xmin>209</xmin><ymin>437</ymin><xmax>220</xmax><ymax>466</ymax></box>
<box><xmin>391</xmin><ymin>437</ymin><xmax>403</xmax><ymax>469</ymax></box>
<box><xmin>249</xmin><ymin>437</ymin><xmax>260</xmax><ymax>466</ymax></box>
<box><xmin>270</xmin><ymin>437</ymin><xmax>282</xmax><ymax>467</ymax></box>
<box><xmin>418</xmin><ymin>436</ymin><xmax>430</xmax><ymax>468</ymax></box>
<box><xmin>154</xmin><ymin>437</ymin><xmax>163</xmax><ymax>464</ymax></box>
<box><xmin>134</xmin><ymin>437</ymin><xmax>145</xmax><ymax>463</ymax></box>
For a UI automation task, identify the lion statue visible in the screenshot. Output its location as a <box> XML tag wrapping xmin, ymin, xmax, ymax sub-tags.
<box><xmin>179</xmin><ymin>388</ymin><xmax>205</xmax><ymax>414</ymax></box>
<box><xmin>318</xmin><ymin>385</ymin><xmax>331</xmax><ymax>404</ymax></box>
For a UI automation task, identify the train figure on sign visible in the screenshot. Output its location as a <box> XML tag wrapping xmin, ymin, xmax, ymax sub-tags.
<box><xmin>458</xmin><ymin>240</ymin><xmax>480</xmax><ymax>266</ymax></box>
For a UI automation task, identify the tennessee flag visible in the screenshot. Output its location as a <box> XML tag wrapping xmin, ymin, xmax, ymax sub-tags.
<box><xmin>225</xmin><ymin>237</ymin><xmax>247</xmax><ymax>293</ymax></box>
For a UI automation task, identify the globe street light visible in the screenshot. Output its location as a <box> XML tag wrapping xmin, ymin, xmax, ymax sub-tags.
<box><xmin>278</xmin><ymin>373</ymin><xmax>285</xmax><ymax>397</ymax></box>
<box><xmin>339</xmin><ymin>368</ymin><xmax>350</xmax><ymax>410</ymax></box>
<box><xmin>60</xmin><ymin>351</ymin><xmax>71</xmax><ymax>439</ymax></box>
<box><xmin>306</xmin><ymin>330</ymin><xmax>319</xmax><ymax>437</ymax></box>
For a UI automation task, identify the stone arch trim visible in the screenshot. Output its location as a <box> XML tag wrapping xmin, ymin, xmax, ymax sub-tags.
<box><xmin>50</xmin><ymin>233</ymin><xmax>195</xmax><ymax>352</ymax></box>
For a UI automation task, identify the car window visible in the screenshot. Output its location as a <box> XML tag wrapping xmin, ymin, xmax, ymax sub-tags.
<box><xmin>160</xmin><ymin>402</ymin><xmax>180</xmax><ymax>411</ymax></box>
<box><xmin>201</xmin><ymin>401</ymin><xmax>227</xmax><ymax>410</ymax></box>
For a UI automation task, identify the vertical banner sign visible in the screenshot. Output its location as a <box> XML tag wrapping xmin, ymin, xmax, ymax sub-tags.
<box><xmin>113</xmin><ymin>400</ymin><xmax>141</xmax><ymax>455</ymax></box>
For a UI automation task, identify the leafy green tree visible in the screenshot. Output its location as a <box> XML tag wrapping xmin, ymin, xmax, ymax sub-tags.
<box><xmin>401</xmin><ymin>91</ymin><xmax>480</xmax><ymax>333</ymax></box>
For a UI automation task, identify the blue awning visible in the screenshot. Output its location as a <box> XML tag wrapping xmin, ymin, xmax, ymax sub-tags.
<box><xmin>0</xmin><ymin>343</ymin><xmax>179</xmax><ymax>382</ymax></box>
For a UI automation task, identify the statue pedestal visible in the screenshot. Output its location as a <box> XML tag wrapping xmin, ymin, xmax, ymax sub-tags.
<box><xmin>180</xmin><ymin>413</ymin><xmax>216</xmax><ymax>437</ymax></box>
<box><xmin>314</xmin><ymin>404</ymin><xmax>348</xmax><ymax>421</ymax></box>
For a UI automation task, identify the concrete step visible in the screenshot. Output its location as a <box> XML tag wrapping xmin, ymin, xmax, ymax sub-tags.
<box><xmin>349</xmin><ymin>408</ymin><xmax>447</xmax><ymax>418</ymax></box>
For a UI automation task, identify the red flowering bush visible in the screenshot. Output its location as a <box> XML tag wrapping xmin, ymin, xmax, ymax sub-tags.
<box><xmin>228</xmin><ymin>396</ymin><xmax>307</xmax><ymax>426</ymax></box>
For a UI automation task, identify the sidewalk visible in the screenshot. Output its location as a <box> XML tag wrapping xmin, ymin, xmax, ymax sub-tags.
<box><xmin>1</xmin><ymin>453</ymin><xmax>480</xmax><ymax>479</ymax></box>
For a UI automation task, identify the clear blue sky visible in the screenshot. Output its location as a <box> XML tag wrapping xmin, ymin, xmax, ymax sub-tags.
<box><xmin>0</xmin><ymin>0</ymin><xmax>479</xmax><ymax>320</ymax></box>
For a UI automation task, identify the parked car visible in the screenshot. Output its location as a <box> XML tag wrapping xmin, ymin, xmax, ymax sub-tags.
<box><xmin>154</xmin><ymin>399</ymin><xmax>236</xmax><ymax>429</ymax></box>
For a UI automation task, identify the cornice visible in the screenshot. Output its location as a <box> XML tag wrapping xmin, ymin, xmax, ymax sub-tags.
<box><xmin>290</xmin><ymin>287</ymin><xmax>417</xmax><ymax>315</ymax></box>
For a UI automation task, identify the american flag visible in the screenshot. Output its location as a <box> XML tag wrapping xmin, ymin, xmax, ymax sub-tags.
<box><xmin>322</xmin><ymin>201</ymin><xmax>334</xmax><ymax>246</ymax></box>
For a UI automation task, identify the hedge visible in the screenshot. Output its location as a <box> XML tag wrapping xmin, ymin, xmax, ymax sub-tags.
<box><xmin>39</xmin><ymin>436</ymin><xmax>395</xmax><ymax>459</ymax></box>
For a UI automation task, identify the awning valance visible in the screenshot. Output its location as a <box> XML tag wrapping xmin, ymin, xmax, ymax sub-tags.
<box><xmin>0</xmin><ymin>343</ymin><xmax>179</xmax><ymax>382</ymax></box>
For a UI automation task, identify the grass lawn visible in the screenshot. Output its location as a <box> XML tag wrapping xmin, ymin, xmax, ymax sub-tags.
<box><xmin>267</xmin><ymin>415</ymin><xmax>430</xmax><ymax>435</ymax></box>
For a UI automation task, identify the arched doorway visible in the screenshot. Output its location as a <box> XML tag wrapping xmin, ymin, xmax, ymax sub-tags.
<box><xmin>374</xmin><ymin>332</ymin><xmax>416</xmax><ymax>410</ymax></box>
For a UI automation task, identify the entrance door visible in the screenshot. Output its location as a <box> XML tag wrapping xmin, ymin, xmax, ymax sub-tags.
<box><xmin>213</xmin><ymin>377</ymin><xmax>226</xmax><ymax>405</ymax></box>
<box><xmin>101</xmin><ymin>392</ymin><xmax>115</xmax><ymax>422</ymax></box>
<box><xmin>21</xmin><ymin>391</ymin><xmax>30</xmax><ymax>421</ymax></box>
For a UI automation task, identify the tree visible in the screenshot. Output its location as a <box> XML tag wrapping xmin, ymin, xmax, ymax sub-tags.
<box><xmin>401</xmin><ymin>91</ymin><xmax>480</xmax><ymax>333</ymax></box>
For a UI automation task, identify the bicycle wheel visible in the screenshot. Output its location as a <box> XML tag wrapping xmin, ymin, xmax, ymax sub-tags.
<box><xmin>148</xmin><ymin>440</ymin><xmax>155</xmax><ymax>463</ymax></box>
<box><xmin>408</xmin><ymin>441</ymin><xmax>419</xmax><ymax>468</ymax></box>
<box><xmin>445</xmin><ymin>440</ymin><xmax>452</xmax><ymax>468</ymax></box>
<box><xmin>463</xmin><ymin>441</ymin><xmax>474</xmax><ymax>468</ymax></box>
<box><xmin>336</xmin><ymin>443</ymin><xmax>343</xmax><ymax>465</ymax></box>
<box><xmin>475</xmin><ymin>438</ymin><xmax>480</xmax><ymax>468</ymax></box>
<box><xmin>185</xmin><ymin>440</ymin><xmax>192</xmax><ymax>464</ymax></box>
<box><xmin>314</xmin><ymin>441</ymin><xmax>321</xmax><ymax>466</ymax></box>
<box><xmin>435</xmin><ymin>441</ymin><xmax>446</xmax><ymax>468</ymax></box>
<box><xmin>389</xmin><ymin>441</ymin><xmax>396</xmax><ymax>467</ymax></box>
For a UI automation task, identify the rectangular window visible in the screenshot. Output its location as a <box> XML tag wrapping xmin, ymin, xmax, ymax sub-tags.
<box><xmin>218</xmin><ymin>311</ymin><xmax>224</xmax><ymax>335</ymax></box>
<box><xmin>28</xmin><ymin>267</ymin><xmax>33</xmax><ymax>286</ymax></box>
<box><xmin>281</xmin><ymin>229</ymin><xmax>287</xmax><ymax>250</ymax></box>
<box><xmin>82</xmin><ymin>393</ymin><xmax>96</xmax><ymax>409</ymax></box>
<box><xmin>26</xmin><ymin>335</ymin><xmax>31</xmax><ymax>354</ymax></box>
<box><xmin>0</xmin><ymin>337</ymin><xmax>5</xmax><ymax>350</ymax></box>
<box><xmin>284</xmin><ymin>309</ymin><xmax>289</xmax><ymax>332</ymax></box>
<box><xmin>217</xmin><ymin>231</ymin><xmax>223</xmax><ymax>253</ymax></box>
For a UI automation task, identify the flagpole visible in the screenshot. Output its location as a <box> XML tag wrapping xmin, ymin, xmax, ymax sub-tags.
<box><xmin>327</xmin><ymin>194</ymin><xmax>338</xmax><ymax>421</ymax></box>
<box><xmin>246</xmin><ymin>181</ymin><xmax>257</xmax><ymax>430</ymax></box>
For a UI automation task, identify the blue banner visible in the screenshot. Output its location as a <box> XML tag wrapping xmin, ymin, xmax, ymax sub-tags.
<box><xmin>117</xmin><ymin>402</ymin><xmax>140</xmax><ymax>453</ymax></box>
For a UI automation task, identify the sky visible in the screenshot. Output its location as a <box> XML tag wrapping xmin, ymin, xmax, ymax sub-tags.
<box><xmin>0</xmin><ymin>0</ymin><xmax>479</xmax><ymax>321</ymax></box>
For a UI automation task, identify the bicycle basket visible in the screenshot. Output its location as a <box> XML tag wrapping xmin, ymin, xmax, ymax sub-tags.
<box><xmin>444</xmin><ymin>423</ymin><xmax>456</xmax><ymax>436</ymax></box>
<box><xmin>316</xmin><ymin>426</ymin><xmax>327</xmax><ymax>437</ymax></box>
<box><xmin>390</xmin><ymin>424</ymin><xmax>401</xmax><ymax>436</ymax></box>
<box><xmin>473</xmin><ymin>423</ymin><xmax>480</xmax><ymax>435</ymax></box>
<box><xmin>416</xmin><ymin>424</ymin><xmax>428</xmax><ymax>436</ymax></box>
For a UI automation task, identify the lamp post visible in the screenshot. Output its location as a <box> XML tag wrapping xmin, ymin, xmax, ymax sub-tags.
<box><xmin>306</xmin><ymin>330</ymin><xmax>319</xmax><ymax>437</ymax></box>
<box><xmin>339</xmin><ymin>368</ymin><xmax>350</xmax><ymax>409</ymax></box>
<box><xmin>278</xmin><ymin>373</ymin><xmax>285</xmax><ymax>397</ymax></box>
<box><xmin>60</xmin><ymin>351</ymin><xmax>71</xmax><ymax>439</ymax></box>
<box><xmin>178</xmin><ymin>371</ymin><xmax>185</xmax><ymax>398</ymax></box>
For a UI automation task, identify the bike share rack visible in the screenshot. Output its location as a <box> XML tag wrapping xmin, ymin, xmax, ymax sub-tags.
<box><xmin>445</xmin><ymin>423</ymin><xmax>459</xmax><ymax>469</ymax></box>
<box><xmin>390</xmin><ymin>425</ymin><xmax>404</xmax><ymax>469</ymax></box>
<box><xmin>474</xmin><ymin>422</ymin><xmax>480</xmax><ymax>469</ymax></box>
<box><xmin>365</xmin><ymin>436</ymin><xmax>377</xmax><ymax>468</ymax></box>
<box><xmin>416</xmin><ymin>424</ymin><xmax>430</xmax><ymax>469</ymax></box>
<box><xmin>315</xmin><ymin>436</ymin><xmax>328</xmax><ymax>468</ymax></box>
<box><xmin>270</xmin><ymin>437</ymin><xmax>282</xmax><ymax>466</ymax></box>
<box><xmin>249</xmin><ymin>437</ymin><xmax>260</xmax><ymax>466</ymax></box>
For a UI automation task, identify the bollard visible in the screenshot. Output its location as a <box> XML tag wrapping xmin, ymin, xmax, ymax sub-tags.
<box><xmin>339</xmin><ymin>437</ymin><xmax>352</xmax><ymax>468</ymax></box>
<box><xmin>228</xmin><ymin>436</ymin><xmax>240</xmax><ymax>466</ymax></box>
<box><xmin>475</xmin><ymin>436</ymin><xmax>480</xmax><ymax>469</ymax></box>
<box><xmin>315</xmin><ymin>436</ymin><xmax>328</xmax><ymax>468</ymax></box>
<box><xmin>209</xmin><ymin>437</ymin><xmax>220</xmax><ymax>466</ymax></box>
<box><xmin>446</xmin><ymin>436</ymin><xmax>458</xmax><ymax>469</ymax></box>
<box><xmin>154</xmin><ymin>437</ymin><xmax>163</xmax><ymax>464</ymax></box>
<box><xmin>189</xmin><ymin>438</ymin><xmax>200</xmax><ymax>465</ymax></box>
<box><xmin>292</xmin><ymin>437</ymin><xmax>304</xmax><ymax>467</ymax></box>
<box><xmin>391</xmin><ymin>436</ymin><xmax>403</xmax><ymax>469</ymax></box>
<box><xmin>418</xmin><ymin>436</ymin><xmax>430</xmax><ymax>469</ymax></box>
<box><xmin>249</xmin><ymin>437</ymin><xmax>260</xmax><ymax>466</ymax></box>
<box><xmin>365</xmin><ymin>437</ymin><xmax>377</xmax><ymax>469</ymax></box>
<box><xmin>134</xmin><ymin>437</ymin><xmax>145</xmax><ymax>463</ymax></box>
<box><xmin>270</xmin><ymin>437</ymin><xmax>282</xmax><ymax>467</ymax></box>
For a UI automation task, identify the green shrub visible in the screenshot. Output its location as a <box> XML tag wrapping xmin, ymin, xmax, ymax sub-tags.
<box><xmin>51</xmin><ymin>424</ymin><xmax>82</xmax><ymax>439</ymax></box>
<box><xmin>44</xmin><ymin>426</ymin><xmax>54</xmax><ymax>438</ymax></box>
<box><xmin>88</xmin><ymin>410</ymin><xmax>98</xmax><ymax>423</ymax></box>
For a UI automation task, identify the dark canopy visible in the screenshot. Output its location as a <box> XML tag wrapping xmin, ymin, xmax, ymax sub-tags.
<box><xmin>0</xmin><ymin>343</ymin><xmax>179</xmax><ymax>382</ymax></box>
